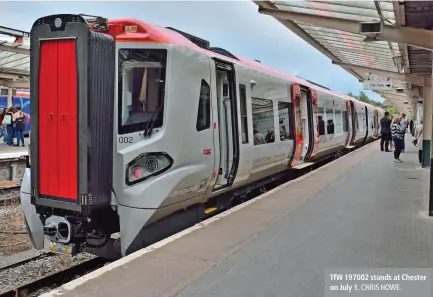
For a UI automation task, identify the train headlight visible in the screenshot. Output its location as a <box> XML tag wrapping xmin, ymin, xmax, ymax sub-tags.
<box><xmin>126</xmin><ymin>153</ymin><xmax>173</xmax><ymax>186</ymax></box>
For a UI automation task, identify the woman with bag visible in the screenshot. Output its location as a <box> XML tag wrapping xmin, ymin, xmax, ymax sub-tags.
<box><xmin>14</xmin><ymin>108</ymin><xmax>26</xmax><ymax>147</ymax></box>
<box><xmin>413</xmin><ymin>118</ymin><xmax>423</xmax><ymax>165</ymax></box>
<box><xmin>391</xmin><ymin>116</ymin><xmax>405</xmax><ymax>163</ymax></box>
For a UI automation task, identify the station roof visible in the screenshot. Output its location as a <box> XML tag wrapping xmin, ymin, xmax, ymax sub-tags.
<box><xmin>0</xmin><ymin>26</ymin><xmax>30</xmax><ymax>90</ymax></box>
<box><xmin>254</xmin><ymin>0</ymin><xmax>427</xmax><ymax>114</ymax></box>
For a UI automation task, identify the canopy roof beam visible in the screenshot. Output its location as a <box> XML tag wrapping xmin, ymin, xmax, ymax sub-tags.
<box><xmin>332</xmin><ymin>61</ymin><xmax>426</xmax><ymax>85</ymax></box>
<box><xmin>0</xmin><ymin>44</ymin><xmax>29</xmax><ymax>55</ymax></box>
<box><xmin>258</xmin><ymin>6</ymin><xmax>433</xmax><ymax>51</ymax></box>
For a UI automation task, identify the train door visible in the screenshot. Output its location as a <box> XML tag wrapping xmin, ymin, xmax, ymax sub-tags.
<box><xmin>212</xmin><ymin>60</ymin><xmax>240</xmax><ymax>191</ymax></box>
<box><xmin>349</xmin><ymin>101</ymin><xmax>356</xmax><ymax>145</ymax></box>
<box><xmin>290</xmin><ymin>83</ymin><xmax>314</xmax><ymax>168</ymax></box>
<box><xmin>301</xmin><ymin>89</ymin><xmax>315</xmax><ymax>160</ymax></box>
<box><xmin>300</xmin><ymin>90</ymin><xmax>310</xmax><ymax>158</ymax></box>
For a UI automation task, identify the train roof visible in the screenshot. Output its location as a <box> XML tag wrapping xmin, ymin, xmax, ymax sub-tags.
<box><xmin>106</xmin><ymin>18</ymin><xmax>384</xmax><ymax>112</ymax></box>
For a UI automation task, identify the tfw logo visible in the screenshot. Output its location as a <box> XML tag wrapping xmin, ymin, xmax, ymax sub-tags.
<box><xmin>203</xmin><ymin>149</ymin><xmax>212</xmax><ymax>155</ymax></box>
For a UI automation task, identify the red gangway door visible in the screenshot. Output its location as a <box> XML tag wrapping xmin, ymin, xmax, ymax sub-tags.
<box><xmin>38</xmin><ymin>39</ymin><xmax>78</xmax><ymax>201</ymax></box>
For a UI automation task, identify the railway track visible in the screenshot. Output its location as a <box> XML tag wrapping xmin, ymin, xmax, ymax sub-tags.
<box><xmin>0</xmin><ymin>257</ymin><xmax>109</xmax><ymax>297</ymax></box>
<box><xmin>0</xmin><ymin>196</ymin><xmax>20</xmax><ymax>206</ymax></box>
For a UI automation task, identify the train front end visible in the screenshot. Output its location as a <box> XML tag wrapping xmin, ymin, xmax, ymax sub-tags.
<box><xmin>21</xmin><ymin>14</ymin><xmax>119</xmax><ymax>257</ymax></box>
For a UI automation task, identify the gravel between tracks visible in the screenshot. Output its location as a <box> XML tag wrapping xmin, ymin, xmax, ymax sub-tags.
<box><xmin>0</xmin><ymin>252</ymin><xmax>96</xmax><ymax>293</ymax></box>
<box><xmin>0</xmin><ymin>191</ymin><xmax>32</xmax><ymax>258</ymax></box>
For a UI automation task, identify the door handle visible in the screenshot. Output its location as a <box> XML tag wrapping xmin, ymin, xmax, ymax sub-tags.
<box><xmin>61</xmin><ymin>113</ymin><xmax>67</xmax><ymax>124</ymax></box>
<box><xmin>48</xmin><ymin>112</ymin><xmax>54</xmax><ymax>122</ymax></box>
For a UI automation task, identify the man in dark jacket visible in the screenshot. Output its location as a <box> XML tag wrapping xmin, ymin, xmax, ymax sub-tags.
<box><xmin>380</xmin><ymin>111</ymin><xmax>391</xmax><ymax>152</ymax></box>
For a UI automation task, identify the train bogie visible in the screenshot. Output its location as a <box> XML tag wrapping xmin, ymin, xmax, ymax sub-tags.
<box><xmin>21</xmin><ymin>14</ymin><xmax>385</xmax><ymax>259</ymax></box>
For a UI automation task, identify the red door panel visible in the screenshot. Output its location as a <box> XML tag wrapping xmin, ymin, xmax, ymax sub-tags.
<box><xmin>38</xmin><ymin>39</ymin><xmax>77</xmax><ymax>200</ymax></box>
<box><xmin>57</xmin><ymin>40</ymin><xmax>78</xmax><ymax>200</ymax></box>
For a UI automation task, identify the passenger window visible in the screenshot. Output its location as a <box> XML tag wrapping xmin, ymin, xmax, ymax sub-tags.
<box><xmin>239</xmin><ymin>84</ymin><xmax>249</xmax><ymax>143</ymax></box>
<box><xmin>278</xmin><ymin>101</ymin><xmax>291</xmax><ymax>141</ymax></box>
<box><xmin>335</xmin><ymin>110</ymin><xmax>343</xmax><ymax>134</ymax></box>
<box><xmin>196</xmin><ymin>79</ymin><xmax>211</xmax><ymax>131</ymax></box>
<box><xmin>317</xmin><ymin>107</ymin><xmax>325</xmax><ymax>136</ymax></box>
<box><xmin>342</xmin><ymin>111</ymin><xmax>348</xmax><ymax>132</ymax></box>
<box><xmin>326</xmin><ymin>108</ymin><xmax>334</xmax><ymax>135</ymax></box>
<box><xmin>252</xmin><ymin>97</ymin><xmax>275</xmax><ymax>145</ymax></box>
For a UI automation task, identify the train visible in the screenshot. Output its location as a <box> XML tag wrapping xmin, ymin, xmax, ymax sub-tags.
<box><xmin>21</xmin><ymin>14</ymin><xmax>384</xmax><ymax>259</ymax></box>
<box><xmin>0</xmin><ymin>90</ymin><xmax>31</xmax><ymax>135</ymax></box>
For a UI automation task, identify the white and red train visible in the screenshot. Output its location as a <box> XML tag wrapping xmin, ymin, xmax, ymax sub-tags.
<box><xmin>21</xmin><ymin>14</ymin><xmax>384</xmax><ymax>259</ymax></box>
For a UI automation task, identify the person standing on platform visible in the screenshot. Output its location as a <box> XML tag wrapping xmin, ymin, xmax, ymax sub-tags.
<box><xmin>400</xmin><ymin>113</ymin><xmax>407</xmax><ymax>153</ymax></box>
<box><xmin>391</xmin><ymin>116</ymin><xmax>405</xmax><ymax>163</ymax></box>
<box><xmin>409</xmin><ymin>119</ymin><xmax>414</xmax><ymax>136</ymax></box>
<box><xmin>380</xmin><ymin>111</ymin><xmax>391</xmax><ymax>152</ymax></box>
<box><xmin>413</xmin><ymin>118</ymin><xmax>423</xmax><ymax>165</ymax></box>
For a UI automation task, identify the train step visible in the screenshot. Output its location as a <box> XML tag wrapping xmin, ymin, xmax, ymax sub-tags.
<box><xmin>292</xmin><ymin>162</ymin><xmax>314</xmax><ymax>170</ymax></box>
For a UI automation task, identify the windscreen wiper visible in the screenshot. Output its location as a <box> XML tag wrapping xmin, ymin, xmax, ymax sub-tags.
<box><xmin>144</xmin><ymin>103</ymin><xmax>164</xmax><ymax>137</ymax></box>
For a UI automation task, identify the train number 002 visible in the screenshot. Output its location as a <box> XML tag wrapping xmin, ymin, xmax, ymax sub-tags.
<box><xmin>118</xmin><ymin>136</ymin><xmax>133</xmax><ymax>143</ymax></box>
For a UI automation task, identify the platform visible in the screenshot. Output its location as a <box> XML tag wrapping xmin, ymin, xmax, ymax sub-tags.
<box><xmin>43</xmin><ymin>134</ymin><xmax>432</xmax><ymax>297</ymax></box>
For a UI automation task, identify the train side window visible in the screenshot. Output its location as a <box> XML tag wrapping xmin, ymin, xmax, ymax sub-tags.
<box><xmin>239</xmin><ymin>84</ymin><xmax>249</xmax><ymax>143</ymax></box>
<box><xmin>252</xmin><ymin>97</ymin><xmax>275</xmax><ymax>145</ymax></box>
<box><xmin>342</xmin><ymin>111</ymin><xmax>348</xmax><ymax>132</ymax></box>
<box><xmin>278</xmin><ymin>101</ymin><xmax>291</xmax><ymax>141</ymax></box>
<box><xmin>335</xmin><ymin>110</ymin><xmax>343</xmax><ymax>134</ymax></box>
<box><xmin>196</xmin><ymin>79</ymin><xmax>211</xmax><ymax>131</ymax></box>
<box><xmin>317</xmin><ymin>107</ymin><xmax>325</xmax><ymax>136</ymax></box>
<box><xmin>325</xmin><ymin>108</ymin><xmax>334</xmax><ymax>135</ymax></box>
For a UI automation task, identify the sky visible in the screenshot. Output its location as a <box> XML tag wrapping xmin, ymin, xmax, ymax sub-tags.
<box><xmin>0</xmin><ymin>0</ymin><xmax>383</xmax><ymax>102</ymax></box>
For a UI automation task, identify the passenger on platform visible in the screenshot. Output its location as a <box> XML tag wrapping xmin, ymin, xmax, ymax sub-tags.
<box><xmin>14</xmin><ymin>106</ymin><xmax>26</xmax><ymax>147</ymax></box>
<box><xmin>265</xmin><ymin>128</ymin><xmax>275</xmax><ymax>143</ymax></box>
<box><xmin>0</xmin><ymin>108</ymin><xmax>7</xmax><ymax>143</ymax></box>
<box><xmin>4</xmin><ymin>107</ymin><xmax>16</xmax><ymax>146</ymax></box>
<box><xmin>380</xmin><ymin>111</ymin><xmax>391</xmax><ymax>152</ymax></box>
<box><xmin>391</xmin><ymin>116</ymin><xmax>405</xmax><ymax>162</ymax></box>
<box><xmin>413</xmin><ymin>118</ymin><xmax>423</xmax><ymax>165</ymax></box>
<box><xmin>409</xmin><ymin>119</ymin><xmax>414</xmax><ymax>136</ymax></box>
<box><xmin>400</xmin><ymin>113</ymin><xmax>407</xmax><ymax>153</ymax></box>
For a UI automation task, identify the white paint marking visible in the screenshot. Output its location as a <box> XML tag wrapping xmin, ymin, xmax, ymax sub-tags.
<box><xmin>0</xmin><ymin>151</ymin><xmax>27</xmax><ymax>160</ymax></box>
<box><xmin>40</xmin><ymin>141</ymin><xmax>376</xmax><ymax>297</ymax></box>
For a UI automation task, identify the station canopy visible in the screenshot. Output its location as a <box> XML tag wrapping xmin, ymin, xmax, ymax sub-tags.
<box><xmin>255</xmin><ymin>0</ymin><xmax>430</xmax><ymax>115</ymax></box>
<box><xmin>0</xmin><ymin>26</ymin><xmax>30</xmax><ymax>90</ymax></box>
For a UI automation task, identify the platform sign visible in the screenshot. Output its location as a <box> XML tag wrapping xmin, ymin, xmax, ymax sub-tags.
<box><xmin>363</xmin><ymin>80</ymin><xmax>392</xmax><ymax>91</ymax></box>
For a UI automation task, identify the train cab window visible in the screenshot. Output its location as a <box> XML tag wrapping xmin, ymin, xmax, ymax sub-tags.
<box><xmin>196</xmin><ymin>80</ymin><xmax>211</xmax><ymax>131</ymax></box>
<box><xmin>252</xmin><ymin>97</ymin><xmax>275</xmax><ymax>145</ymax></box>
<box><xmin>278</xmin><ymin>101</ymin><xmax>291</xmax><ymax>141</ymax></box>
<box><xmin>325</xmin><ymin>108</ymin><xmax>334</xmax><ymax>135</ymax></box>
<box><xmin>118</xmin><ymin>49</ymin><xmax>167</xmax><ymax>135</ymax></box>
<box><xmin>239</xmin><ymin>84</ymin><xmax>249</xmax><ymax>143</ymax></box>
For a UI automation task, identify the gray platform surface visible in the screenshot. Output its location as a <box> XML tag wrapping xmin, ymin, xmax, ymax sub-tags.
<box><xmin>55</xmin><ymin>135</ymin><xmax>433</xmax><ymax>297</ymax></box>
